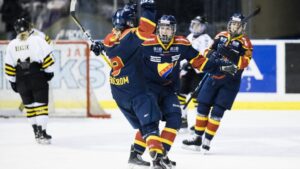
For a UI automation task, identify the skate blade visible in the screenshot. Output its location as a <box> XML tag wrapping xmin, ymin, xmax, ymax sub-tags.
<box><xmin>128</xmin><ymin>164</ymin><xmax>149</xmax><ymax>169</ymax></box>
<box><xmin>37</xmin><ymin>139</ymin><xmax>51</xmax><ymax>145</ymax></box>
<box><xmin>181</xmin><ymin>144</ymin><xmax>201</xmax><ymax>152</ymax></box>
<box><xmin>200</xmin><ymin>148</ymin><xmax>209</xmax><ymax>155</ymax></box>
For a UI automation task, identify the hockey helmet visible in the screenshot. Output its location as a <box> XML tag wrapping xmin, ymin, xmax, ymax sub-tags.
<box><xmin>189</xmin><ymin>16</ymin><xmax>207</xmax><ymax>37</ymax></box>
<box><xmin>227</xmin><ymin>13</ymin><xmax>246</xmax><ymax>37</ymax></box>
<box><xmin>14</xmin><ymin>18</ymin><xmax>30</xmax><ymax>34</ymax></box>
<box><xmin>112</xmin><ymin>5</ymin><xmax>137</xmax><ymax>31</ymax></box>
<box><xmin>157</xmin><ymin>15</ymin><xmax>177</xmax><ymax>44</ymax></box>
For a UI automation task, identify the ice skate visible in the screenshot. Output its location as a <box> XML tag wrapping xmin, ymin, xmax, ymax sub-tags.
<box><xmin>152</xmin><ymin>156</ymin><xmax>172</xmax><ymax>169</ymax></box>
<box><xmin>128</xmin><ymin>145</ymin><xmax>150</xmax><ymax>169</ymax></box>
<box><xmin>201</xmin><ymin>138</ymin><xmax>211</xmax><ymax>155</ymax></box>
<box><xmin>38</xmin><ymin>129</ymin><xmax>52</xmax><ymax>145</ymax></box>
<box><xmin>182</xmin><ymin>135</ymin><xmax>202</xmax><ymax>151</ymax></box>
<box><xmin>178</xmin><ymin>117</ymin><xmax>188</xmax><ymax>133</ymax></box>
<box><xmin>162</xmin><ymin>156</ymin><xmax>176</xmax><ymax>168</ymax></box>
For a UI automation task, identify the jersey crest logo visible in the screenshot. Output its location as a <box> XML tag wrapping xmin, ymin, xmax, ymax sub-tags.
<box><xmin>157</xmin><ymin>63</ymin><xmax>174</xmax><ymax>78</ymax></box>
<box><xmin>153</xmin><ymin>47</ymin><xmax>163</xmax><ymax>53</ymax></box>
<box><xmin>170</xmin><ymin>46</ymin><xmax>179</xmax><ymax>52</ymax></box>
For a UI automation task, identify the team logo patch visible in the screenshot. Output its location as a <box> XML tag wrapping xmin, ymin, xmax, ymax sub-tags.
<box><xmin>157</xmin><ymin>63</ymin><xmax>174</xmax><ymax>78</ymax></box>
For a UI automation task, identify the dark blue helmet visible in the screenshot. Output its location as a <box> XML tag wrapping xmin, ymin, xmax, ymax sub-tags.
<box><xmin>112</xmin><ymin>6</ymin><xmax>137</xmax><ymax>31</ymax></box>
<box><xmin>157</xmin><ymin>15</ymin><xmax>177</xmax><ymax>43</ymax></box>
<box><xmin>14</xmin><ymin>18</ymin><xmax>30</xmax><ymax>34</ymax></box>
<box><xmin>227</xmin><ymin>13</ymin><xmax>246</xmax><ymax>36</ymax></box>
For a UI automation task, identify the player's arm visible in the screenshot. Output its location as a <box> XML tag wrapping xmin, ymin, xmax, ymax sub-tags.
<box><xmin>135</xmin><ymin>0</ymin><xmax>156</xmax><ymax>40</ymax></box>
<box><xmin>4</xmin><ymin>45</ymin><xmax>16</xmax><ymax>83</ymax></box>
<box><xmin>4</xmin><ymin>45</ymin><xmax>18</xmax><ymax>92</ymax></box>
<box><xmin>186</xmin><ymin>44</ymin><xmax>237</xmax><ymax>75</ymax></box>
<box><xmin>38</xmin><ymin>37</ymin><xmax>55</xmax><ymax>80</ymax></box>
<box><xmin>237</xmin><ymin>37</ymin><xmax>253</xmax><ymax>69</ymax></box>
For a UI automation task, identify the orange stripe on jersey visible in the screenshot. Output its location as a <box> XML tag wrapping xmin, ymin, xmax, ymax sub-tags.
<box><xmin>103</xmin><ymin>32</ymin><xmax>118</xmax><ymax>47</ymax></box>
<box><xmin>142</xmin><ymin>34</ymin><xmax>159</xmax><ymax>46</ymax></box>
<box><xmin>136</xmin><ymin>17</ymin><xmax>156</xmax><ymax>40</ymax></box>
<box><xmin>238</xmin><ymin>49</ymin><xmax>252</xmax><ymax>69</ymax></box>
<box><xmin>173</xmin><ymin>36</ymin><xmax>191</xmax><ymax>46</ymax></box>
<box><xmin>189</xmin><ymin>55</ymin><xmax>208</xmax><ymax>72</ymax></box>
<box><xmin>215</xmin><ymin>31</ymin><xmax>229</xmax><ymax>39</ymax></box>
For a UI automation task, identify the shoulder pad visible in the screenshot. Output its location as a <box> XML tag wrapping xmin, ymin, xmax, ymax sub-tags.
<box><xmin>142</xmin><ymin>34</ymin><xmax>158</xmax><ymax>46</ymax></box>
<box><xmin>215</xmin><ymin>31</ymin><xmax>229</xmax><ymax>39</ymax></box>
<box><xmin>241</xmin><ymin>35</ymin><xmax>253</xmax><ymax>49</ymax></box>
<box><xmin>173</xmin><ymin>36</ymin><xmax>191</xmax><ymax>45</ymax></box>
<box><xmin>103</xmin><ymin>32</ymin><xmax>119</xmax><ymax>47</ymax></box>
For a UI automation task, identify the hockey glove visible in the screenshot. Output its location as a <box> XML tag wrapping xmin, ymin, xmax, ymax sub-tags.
<box><xmin>10</xmin><ymin>82</ymin><xmax>18</xmax><ymax>93</ymax></box>
<box><xmin>217</xmin><ymin>44</ymin><xmax>240</xmax><ymax>62</ymax></box>
<box><xmin>140</xmin><ymin>0</ymin><xmax>155</xmax><ymax>9</ymax></box>
<box><xmin>220</xmin><ymin>64</ymin><xmax>238</xmax><ymax>76</ymax></box>
<box><xmin>90</xmin><ymin>41</ymin><xmax>104</xmax><ymax>56</ymax></box>
<box><xmin>45</xmin><ymin>72</ymin><xmax>54</xmax><ymax>81</ymax></box>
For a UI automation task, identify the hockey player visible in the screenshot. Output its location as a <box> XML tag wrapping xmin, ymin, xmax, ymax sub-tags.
<box><xmin>90</xmin><ymin>1</ymin><xmax>171</xmax><ymax>168</ymax></box>
<box><xmin>4</xmin><ymin>18</ymin><xmax>55</xmax><ymax>144</ymax></box>
<box><xmin>129</xmin><ymin>15</ymin><xmax>237</xmax><ymax>167</ymax></box>
<box><xmin>17</xmin><ymin>17</ymin><xmax>52</xmax><ymax>112</ymax></box>
<box><xmin>177</xmin><ymin>16</ymin><xmax>213</xmax><ymax>131</ymax></box>
<box><xmin>182</xmin><ymin>13</ymin><xmax>253</xmax><ymax>153</ymax></box>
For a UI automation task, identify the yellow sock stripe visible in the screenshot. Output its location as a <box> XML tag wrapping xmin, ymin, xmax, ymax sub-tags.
<box><xmin>208</xmin><ymin>118</ymin><xmax>220</xmax><ymax>125</ymax></box>
<box><xmin>34</xmin><ymin>106</ymin><xmax>48</xmax><ymax>111</ymax></box>
<box><xmin>194</xmin><ymin>126</ymin><xmax>205</xmax><ymax>131</ymax></box>
<box><xmin>205</xmin><ymin>128</ymin><xmax>216</xmax><ymax>136</ymax></box>
<box><xmin>163</xmin><ymin>127</ymin><xmax>177</xmax><ymax>134</ymax></box>
<box><xmin>26</xmin><ymin>111</ymin><xmax>36</xmax><ymax>117</ymax></box>
<box><xmin>177</xmin><ymin>97</ymin><xmax>186</xmax><ymax>102</ymax></box>
<box><xmin>149</xmin><ymin>148</ymin><xmax>163</xmax><ymax>155</ymax></box>
<box><xmin>146</xmin><ymin>135</ymin><xmax>162</xmax><ymax>142</ymax></box>
<box><xmin>134</xmin><ymin>140</ymin><xmax>147</xmax><ymax>148</ymax></box>
<box><xmin>36</xmin><ymin>112</ymin><xmax>48</xmax><ymax>116</ymax></box>
<box><xmin>196</xmin><ymin>115</ymin><xmax>208</xmax><ymax>121</ymax></box>
<box><xmin>161</xmin><ymin>138</ymin><xmax>173</xmax><ymax>146</ymax></box>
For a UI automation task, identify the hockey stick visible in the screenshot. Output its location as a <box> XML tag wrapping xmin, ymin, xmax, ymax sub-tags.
<box><xmin>242</xmin><ymin>7</ymin><xmax>261</xmax><ymax>23</ymax></box>
<box><xmin>70</xmin><ymin>0</ymin><xmax>112</xmax><ymax>68</ymax></box>
<box><xmin>183</xmin><ymin>73</ymin><xmax>209</xmax><ymax>110</ymax></box>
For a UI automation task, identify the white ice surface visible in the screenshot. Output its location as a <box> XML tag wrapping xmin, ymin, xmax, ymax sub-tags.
<box><xmin>1</xmin><ymin>110</ymin><xmax>300</xmax><ymax>169</ymax></box>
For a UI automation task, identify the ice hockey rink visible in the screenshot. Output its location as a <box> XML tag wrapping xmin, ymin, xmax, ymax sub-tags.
<box><xmin>1</xmin><ymin>109</ymin><xmax>300</xmax><ymax>169</ymax></box>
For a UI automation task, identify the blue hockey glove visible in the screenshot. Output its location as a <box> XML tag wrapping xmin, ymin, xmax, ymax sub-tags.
<box><xmin>90</xmin><ymin>41</ymin><xmax>104</xmax><ymax>56</ymax></box>
<box><xmin>140</xmin><ymin>0</ymin><xmax>155</xmax><ymax>9</ymax></box>
<box><xmin>217</xmin><ymin>44</ymin><xmax>240</xmax><ymax>62</ymax></box>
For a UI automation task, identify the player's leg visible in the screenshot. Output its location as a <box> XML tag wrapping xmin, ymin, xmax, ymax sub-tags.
<box><xmin>177</xmin><ymin>69</ymin><xmax>194</xmax><ymax>131</ymax></box>
<box><xmin>202</xmin><ymin>83</ymin><xmax>239</xmax><ymax>152</ymax></box>
<box><xmin>182</xmin><ymin>77</ymin><xmax>217</xmax><ymax>151</ymax></box>
<box><xmin>32</xmin><ymin>80</ymin><xmax>51</xmax><ymax>144</ymax></box>
<box><xmin>160</xmin><ymin>91</ymin><xmax>182</xmax><ymax>167</ymax></box>
<box><xmin>18</xmin><ymin>88</ymin><xmax>39</xmax><ymax>142</ymax></box>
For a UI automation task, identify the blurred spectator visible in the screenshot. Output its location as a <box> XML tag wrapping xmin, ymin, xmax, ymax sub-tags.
<box><xmin>0</xmin><ymin>0</ymin><xmax>28</xmax><ymax>39</ymax></box>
